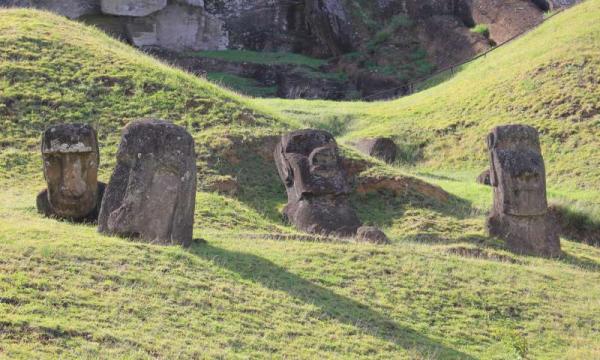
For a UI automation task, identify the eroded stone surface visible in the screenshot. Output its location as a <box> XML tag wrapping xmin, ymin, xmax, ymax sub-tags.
<box><xmin>37</xmin><ymin>124</ymin><xmax>105</xmax><ymax>222</ymax></box>
<box><xmin>470</xmin><ymin>0</ymin><xmax>543</xmax><ymax>44</ymax></box>
<box><xmin>354</xmin><ymin>138</ymin><xmax>397</xmax><ymax>163</ymax></box>
<box><xmin>356</xmin><ymin>226</ymin><xmax>390</xmax><ymax>244</ymax></box>
<box><xmin>125</xmin><ymin>3</ymin><xmax>228</xmax><ymax>51</ymax></box>
<box><xmin>101</xmin><ymin>0</ymin><xmax>166</xmax><ymax>17</ymax></box>
<box><xmin>98</xmin><ymin>119</ymin><xmax>196</xmax><ymax>246</ymax></box>
<box><xmin>486</xmin><ymin>125</ymin><xmax>560</xmax><ymax>257</ymax></box>
<box><xmin>274</xmin><ymin>129</ymin><xmax>361</xmax><ymax>236</ymax></box>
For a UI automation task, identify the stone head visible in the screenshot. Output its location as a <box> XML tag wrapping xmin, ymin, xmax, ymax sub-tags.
<box><xmin>487</xmin><ymin>125</ymin><xmax>547</xmax><ymax>216</ymax></box>
<box><xmin>98</xmin><ymin>119</ymin><xmax>196</xmax><ymax>246</ymax></box>
<box><xmin>275</xmin><ymin>129</ymin><xmax>350</xmax><ymax>203</ymax></box>
<box><xmin>41</xmin><ymin>124</ymin><xmax>100</xmax><ymax>219</ymax></box>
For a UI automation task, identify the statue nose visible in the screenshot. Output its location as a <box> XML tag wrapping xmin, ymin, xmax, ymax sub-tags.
<box><xmin>61</xmin><ymin>170</ymin><xmax>87</xmax><ymax>197</ymax></box>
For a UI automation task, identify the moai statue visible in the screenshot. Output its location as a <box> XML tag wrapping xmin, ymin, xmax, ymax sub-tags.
<box><xmin>274</xmin><ymin>129</ymin><xmax>362</xmax><ymax>237</ymax></box>
<box><xmin>486</xmin><ymin>125</ymin><xmax>561</xmax><ymax>257</ymax></box>
<box><xmin>98</xmin><ymin>119</ymin><xmax>196</xmax><ymax>246</ymax></box>
<box><xmin>37</xmin><ymin>124</ymin><xmax>106</xmax><ymax>223</ymax></box>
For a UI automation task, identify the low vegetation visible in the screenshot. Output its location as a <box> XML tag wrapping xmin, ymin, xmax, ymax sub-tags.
<box><xmin>206</xmin><ymin>72</ymin><xmax>277</xmax><ymax>97</ymax></box>
<box><xmin>0</xmin><ymin>2</ymin><xmax>599</xmax><ymax>358</ymax></box>
<box><xmin>470</xmin><ymin>24</ymin><xmax>490</xmax><ymax>38</ymax></box>
<box><xmin>188</xmin><ymin>50</ymin><xmax>327</xmax><ymax>69</ymax></box>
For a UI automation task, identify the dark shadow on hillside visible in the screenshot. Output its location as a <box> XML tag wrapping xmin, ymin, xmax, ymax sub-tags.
<box><xmin>550</xmin><ymin>205</ymin><xmax>600</xmax><ymax>247</ymax></box>
<box><xmin>351</xmin><ymin>188</ymin><xmax>478</xmax><ymax>230</ymax></box>
<box><xmin>559</xmin><ymin>252</ymin><xmax>600</xmax><ymax>272</ymax></box>
<box><xmin>401</xmin><ymin>233</ymin><xmax>492</xmax><ymax>246</ymax></box>
<box><xmin>188</xmin><ymin>243</ymin><xmax>475</xmax><ymax>359</ymax></box>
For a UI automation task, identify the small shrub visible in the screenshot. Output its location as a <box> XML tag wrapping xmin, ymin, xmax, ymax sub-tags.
<box><xmin>471</xmin><ymin>24</ymin><xmax>490</xmax><ymax>39</ymax></box>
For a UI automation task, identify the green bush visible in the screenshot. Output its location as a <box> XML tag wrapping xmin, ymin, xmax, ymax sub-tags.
<box><xmin>471</xmin><ymin>24</ymin><xmax>490</xmax><ymax>38</ymax></box>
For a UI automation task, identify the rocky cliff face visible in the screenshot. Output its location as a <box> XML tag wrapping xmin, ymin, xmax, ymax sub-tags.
<box><xmin>0</xmin><ymin>0</ymin><xmax>580</xmax><ymax>99</ymax></box>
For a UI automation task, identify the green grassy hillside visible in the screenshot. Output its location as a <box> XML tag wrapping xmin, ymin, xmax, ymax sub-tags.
<box><xmin>262</xmin><ymin>0</ymin><xmax>600</xmax><ymax>235</ymax></box>
<box><xmin>1</xmin><ymin>4</ymin><xmax>600</xmax><ymax>359</ymax></box>
<box><xmin>264</xmin><ymin>1</ymin><xmax>600</xmax><ymax>186</ymax></box>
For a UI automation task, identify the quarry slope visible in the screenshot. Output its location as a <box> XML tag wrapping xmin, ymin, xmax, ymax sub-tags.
<box><xmin>262</xmin><ymin>0</ymin><xmax>600</xmax><ymax>224</ymax></box>
<box><xmin>0</xmin><ymin>6</ymin><xmax>599</xmax><ymax>359</ymax></box>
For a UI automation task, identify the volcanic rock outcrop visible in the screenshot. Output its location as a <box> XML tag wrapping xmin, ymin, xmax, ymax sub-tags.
<box><xmin>486</xmin><ymin>125</ymin><xmax>561</xmax><ymax>257</ymax></box>
<box><xmin>0</xmin><ymin>0</ymin><xmax>580</xmax><ymax>99</ymax></box>
<box><xmin>98</xmin><ymin>119</ymin><xmax>197</xmax><ymax>246</ymax></box>
<box><xmin>100</xmin><ymin>0</ymin><xmax>167</xmax><ymax>17</ymax></box>
<box><xmin>274</xmin><ymin>129</ymin><xmax>362</xmax><ymax>237</ymax></box>
<box><xmin>37</xmin><ymin>124</ymin><xmax>106</xmax><ymax>222</ymax></box>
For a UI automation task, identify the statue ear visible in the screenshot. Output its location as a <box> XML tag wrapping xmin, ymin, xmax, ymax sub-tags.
<box><xmin>487</xmin><ymin>133</ymin><xmax>499</xmax><ymax>187</ymax></box>
<box><xmin>487</xmin><ymin>132</ymin><xmax>496</xmax><ymax>150</ymax></box>
<box><xmin>284</xmin><ymin>162</ymin><xmax>294</xmax><ymax>187</ymax></box>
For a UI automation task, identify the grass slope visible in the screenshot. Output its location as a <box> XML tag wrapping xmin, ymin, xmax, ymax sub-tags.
<box><xmin>0</xmin><ymin>5</ymin><xmax>599</xmax><ymax>359</ymax></box>
<box><xmin>2</xmin><ymin>187</ymin><xmax>600</xmax><ymax>359</ymax></box>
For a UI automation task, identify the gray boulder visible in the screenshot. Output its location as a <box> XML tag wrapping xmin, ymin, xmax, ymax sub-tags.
<box><xmin>486</xmin><ymin>125</ymin><xmax>560</xmax><ymax>257</ymax></box>
<box><xmin>354</xmin><ymin>138</ymin><xmax>397</xmax><ymax>163</ymax></box>
<box><xmin>98</xmin><ymin>119</ymin><xmax>196</xmax><ymax>246</ymax></box>
<box><xmin>356</xmin><ymin>226</ymin><xmax>390</xmax><ymax>244</ymax></box>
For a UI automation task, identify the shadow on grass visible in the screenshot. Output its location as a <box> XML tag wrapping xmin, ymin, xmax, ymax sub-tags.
<box><xmin>559</xmin><ymin>252</ymin><xmax>600</xmax><ymax>272</ymax></box>
<box><xmin>351</xmin><ymin>190</ymin><xmax>478</xmax><ymax>232</ymax></box>
<box><xmin>401</xmin><ymin>233</ymin><xmax>492</xmax><ymax>246</ymax></box>
<box><xmin>551</xmin><ymin>205</ymin><xmax>600</xmax><ymax>247</ymax></box>
<box><xmin>189</xmin><ymin>243</ymin><xmax>475</xmax><ymax>359</ymax></box>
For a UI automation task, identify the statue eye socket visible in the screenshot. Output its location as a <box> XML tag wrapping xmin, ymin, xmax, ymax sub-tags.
<box><xmin>45</xmin><ymin>154</ymin><xmax>59</xmax><ymax>164</ymax></box>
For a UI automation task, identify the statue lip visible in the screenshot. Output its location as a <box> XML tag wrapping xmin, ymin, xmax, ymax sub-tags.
<box><xmin>55</xmin><ymin>194</ymin><xmax>88</xmax><ymax>204</ymax></box>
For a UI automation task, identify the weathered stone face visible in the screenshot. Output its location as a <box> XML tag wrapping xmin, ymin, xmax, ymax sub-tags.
<box><xmin>98</xmin><ymin>119</ymin><xmax>196</xmax><ymax>246</ymax></box>
<box><xmin>275</xmin><ymin>129</ymin><xmax>361</xmax><ymax>236</ymax></box>
<box><xmin>275</xmin><ymin>130</ymin><xmax>350</xmax><ymax>202</ymax></box>
<box><xmin>39</xmin><ymin>124</ymin><xmax>101</xmax><ymax>220</ymax></box>
<box><xmin>488</xmin><ymin>125</ymin><xmax>547</xmax><ymax>216</ymax></box>
<box><xmin>486</xmin><ymin>125</ymin><xmax>560</xmax><ymax>257</ymax></box>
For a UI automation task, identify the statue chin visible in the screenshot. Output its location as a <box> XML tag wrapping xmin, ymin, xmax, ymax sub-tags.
<box><xmin>50</xmin><ymin>194</ymin><xmax>96</xmax><ymax>218</ymax></box>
